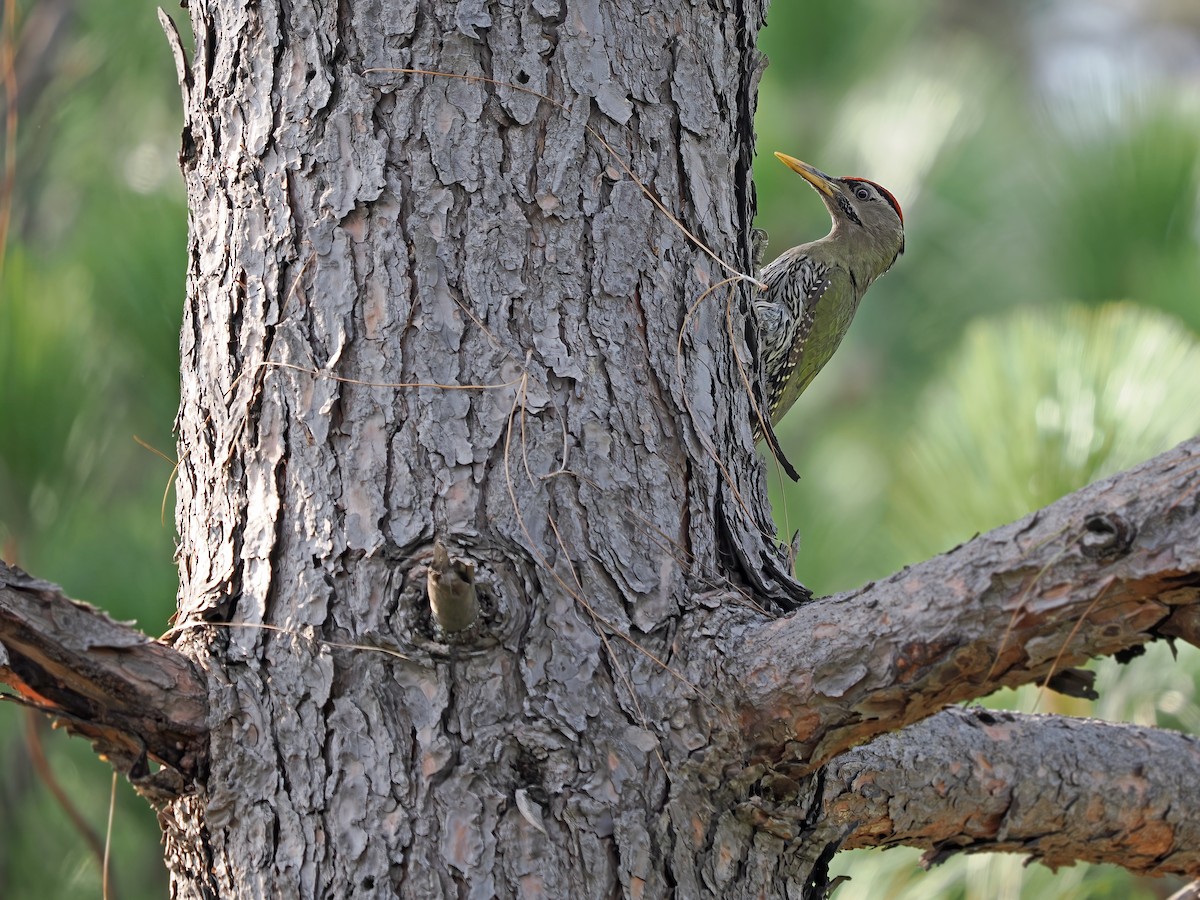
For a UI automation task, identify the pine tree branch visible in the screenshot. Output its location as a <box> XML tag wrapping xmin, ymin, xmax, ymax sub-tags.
<box><xmin>819</xmin><ymin>705</ymin><xmax>1200</xmax><ymax>877</ymax></box>
<box><xmin>735</xmin><ymin>435</ymin><xmax>1200</xmax><ymax>769</ymax></box>
<box><xmin>0</xmin><ymin>562</ymin><xmax>207</xmax><ymax>802</ymax></box>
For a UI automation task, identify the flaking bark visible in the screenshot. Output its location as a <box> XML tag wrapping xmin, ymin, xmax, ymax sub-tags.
<box><xmin>736</xmin><ymin>434</ymin><xmax>1200</xmax><ymax>770</ymax></box>
<box><xmin>1</xmin><ymin>0</ymin><xmax>1198</xmax><ymax>896</ymax></box>
<box><xmin>822</xmin><ymin>706</ymin><xmax>1200</xmax><ymax>877</ymax></box>
<box><xmin>0</xmin><ymin>562</ymin><xmax>206</xmax><ymax>802</ymax></box>
<box><xmin>165</xmin><ymin>0</ymin><xmax>795</xmax><ymax>895</ymax></box>
<box><xmin>3</xmin><ymin>435</ymin><xmax>1198</xmax><ymax>887</ymax></box>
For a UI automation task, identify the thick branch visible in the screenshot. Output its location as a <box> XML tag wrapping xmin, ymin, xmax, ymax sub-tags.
<box><xmin>736</xmin><ymin>435</ymin><xmax>1200</xmax><ymax>767</ymax></box>
<box><xmin>0</xmin><ymin>562</ymin><xmax>207</xmax><ymax>802</ymax></box>
<box><xmin>820</xmin><ymin>706</ymin><xmax>1200</xmax><ymax>877</ymax></box>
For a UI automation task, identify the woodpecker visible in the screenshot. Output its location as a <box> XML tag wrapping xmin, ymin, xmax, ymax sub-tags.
<box><xmin>755</xmin><ymin>153</ymin><xmax>905</xmax><ymax>425</ymax></box>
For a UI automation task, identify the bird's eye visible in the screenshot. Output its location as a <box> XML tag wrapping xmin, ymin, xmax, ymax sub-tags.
<box><xmin>854</xmin><ymin>187</ymin><xmax>871</xmax><ymax>201</ymax></box>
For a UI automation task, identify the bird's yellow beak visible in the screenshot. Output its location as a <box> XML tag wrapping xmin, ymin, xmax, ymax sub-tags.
<box><xmin>774</xmin><ymin>152</ymin><xmax>836</xmax><ymax>197</ymax></box>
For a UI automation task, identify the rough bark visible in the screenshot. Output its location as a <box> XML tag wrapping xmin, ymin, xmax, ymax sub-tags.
<box><xmin>821</xmin><ymin>706</ymin><xmax>1200</xmax><ymax>878</ymax></box>
<box><xmin>4</xmin><ymin>433</ymin><xmax>1199</xmax><ymax>890</ymax></box>
<box><xmin>2</xmin><ymin>0</ymin><xmax>1198</xmax><ymax>896</ymax></box>
<box><xmin>164</xmin><ymin>0</ymin><xmax>802</xmax><ymax>896</ymax></box>
<box><xmin>736</xmin><ymin>433</ymin><xmax>1200</xmax><ymax>770</ymax></box>
<box><xmin>0</xmin><ymin>562</ymin><xmax>206</xmax><ymax>802</ymax></box>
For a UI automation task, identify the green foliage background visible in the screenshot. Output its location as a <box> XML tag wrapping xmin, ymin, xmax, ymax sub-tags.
<box><xmin>1</xmin><ymin>0</ymin><xmax>1198</xmax><ymax>896</ymax></box>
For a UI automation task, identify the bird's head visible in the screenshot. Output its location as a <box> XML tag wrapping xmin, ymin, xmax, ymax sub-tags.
<box><xmin>774</xmin><ymin>152</ymin><xmax>905</xmax><ymax>278</ymax></box>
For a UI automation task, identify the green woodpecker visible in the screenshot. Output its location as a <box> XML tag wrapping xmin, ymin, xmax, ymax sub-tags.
<box><xmin>755</xmin><ymin>152</ymin><xmax>905</xmax><ymax>424</ymax></box>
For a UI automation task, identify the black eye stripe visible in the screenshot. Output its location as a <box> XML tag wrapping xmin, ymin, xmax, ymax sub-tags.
<box><xmin>837</xmin><ymin>193</ymin><xmax>863</xmax><ymax>226</ymax></box>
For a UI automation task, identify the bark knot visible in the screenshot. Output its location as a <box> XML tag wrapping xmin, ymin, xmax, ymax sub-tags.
<box><xmin>1079</xmin><ymin>512</ymin><xmax>1135</xmax><ymax>560</ymax></box>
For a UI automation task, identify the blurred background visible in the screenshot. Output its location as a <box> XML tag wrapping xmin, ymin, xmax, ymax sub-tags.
<box><xmin>2</xmin><ymin>0</ymin><xmax>185</xmax><ymax>896</ymax></box>
<box><xmin>0</xmin><ymin>0</ymin><xmax>1197</xmax><ymax>896</ymax></box>
<box><xmin>757</xmin><ymin>1</ymin><xmax>1200</xmax><ymax>897</ymax></box>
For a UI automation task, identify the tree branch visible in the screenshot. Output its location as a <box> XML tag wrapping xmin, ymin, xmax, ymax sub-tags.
<box><xmin>735</xmin><ymin>435</ymin><xmax>1200</xmax><ymax>768</ymax></box>
<box><xmin>0</xmin><ymin>562</ymin><xmax>207</xmax><ymax>802</ymax></box>
<box><xmin>819</xmin><ymin>706</ymin><xmax>1200</xmax><ymax>877</ymax></box>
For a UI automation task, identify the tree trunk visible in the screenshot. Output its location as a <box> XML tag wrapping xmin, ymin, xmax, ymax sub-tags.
<box><xmin>163</xmin><ymin>0</ymin><xmax>808</xmax><ymax>895</ymax></box>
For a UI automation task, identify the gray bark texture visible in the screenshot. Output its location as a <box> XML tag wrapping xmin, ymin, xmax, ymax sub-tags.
<box><xmin>61</xmin><ymin>0</ymin><xmax>1197</xmax><ymax>896</ymax></box>
<box><xmin>0</xmin><ymin>562</ymin><xmax>205</xmax><ymax>803</ymax></box>
<box><xmin>822</xmin><ymin>706</ymin><xmax>1200</xmax><ymax>875</ymax></box>
<box><xmin>165</xmin><ymin>0</ymin><xmax>809</xmax><ymax>896</ymax></box>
